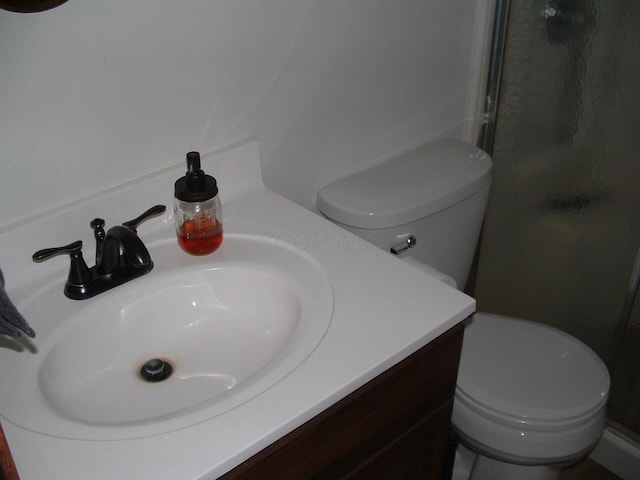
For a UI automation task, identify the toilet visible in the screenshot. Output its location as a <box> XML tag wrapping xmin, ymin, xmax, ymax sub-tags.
<box><xmin>317</xmin><ymin>139</ymin><xmax>610</xmax><ymax>480</ymax></box>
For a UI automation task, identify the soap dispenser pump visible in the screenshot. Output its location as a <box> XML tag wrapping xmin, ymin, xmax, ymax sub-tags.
<box><xmin>174</xmin><ymin>151</ymin><xmax>223</xmax><ymax>255</ymax></box>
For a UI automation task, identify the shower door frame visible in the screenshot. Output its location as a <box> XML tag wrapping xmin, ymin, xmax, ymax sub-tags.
<box><xmin>477</xmin><ymin>0</ymin><xmax>640</xmax><ymax>444</ymax></box>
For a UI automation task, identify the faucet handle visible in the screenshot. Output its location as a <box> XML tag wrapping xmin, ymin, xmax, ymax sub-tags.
<box><xmin>122</xmin><ymin>204</ymin><xmax>166</xmax><ymax>232</ymax></box>
<box><xmin>33</xmin><ymin>240</ymin><xmax>83</xmax><ymax>262</ymax></box>
<box><xmin>32</xmin><ymin>240</ymin><xmax>93</xmax><ymax>286</ymax></box>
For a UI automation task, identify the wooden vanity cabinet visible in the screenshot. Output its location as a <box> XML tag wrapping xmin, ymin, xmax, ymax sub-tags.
<box><xmin>0</xmin><ymin>424</ymin><xmax>19</xmax><ymax>480</ymax></box>
<box><xmin>220</xmin><ymin>322</ymin><xmax>464</xmax><ymax>480</ymax></box>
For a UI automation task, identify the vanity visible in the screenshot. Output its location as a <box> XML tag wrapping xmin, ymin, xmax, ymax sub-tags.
<box><xmin>220</xmin><ymin>324</ymin><xmax>463</xmax><ymax>479</ymax></box>
<box><xmin>0</xmin><ymin>141</ymin><xmax>473</xmax><ymax>479</ymax></box>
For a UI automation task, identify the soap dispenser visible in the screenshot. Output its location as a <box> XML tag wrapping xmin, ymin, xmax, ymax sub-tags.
<box><xmin>174</xmin><ymin>151</ymin><xmax>223</xmax><ymax>255</ymax></box>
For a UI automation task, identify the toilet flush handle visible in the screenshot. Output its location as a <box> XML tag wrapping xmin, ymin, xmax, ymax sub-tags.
<box><xmin>390</xmin><ymin>235</ymin><xmax>417</xmax><ymax>256</ymax></box>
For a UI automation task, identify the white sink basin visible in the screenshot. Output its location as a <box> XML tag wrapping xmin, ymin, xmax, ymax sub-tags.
<box><xmin>0</xmin><ymin>234</ymin><xmax>333</xmax><ymax>440</ymax></box>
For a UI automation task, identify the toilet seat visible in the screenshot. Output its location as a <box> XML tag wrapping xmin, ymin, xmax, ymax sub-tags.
<box><xmin>452</xmin><ymin>313</ymin><xmax>610</xmax><ymax>463</ymax></box>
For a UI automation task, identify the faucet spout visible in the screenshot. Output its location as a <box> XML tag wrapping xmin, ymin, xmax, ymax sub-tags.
<box><xmin>99</xmin><ymin>226</ymin><xmax>151</xmax><ymax>274</ymax></box>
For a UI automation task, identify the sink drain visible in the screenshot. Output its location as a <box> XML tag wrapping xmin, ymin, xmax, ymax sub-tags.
<box><xmin>139</xmin><ymin>358</ymin><xmax>173</xmax><ymax>382</ymax></box>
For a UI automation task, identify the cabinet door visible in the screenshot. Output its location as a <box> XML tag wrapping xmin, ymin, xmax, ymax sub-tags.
<box><xmin>331</xmin><ymin>400</ymin><xmax>453</xmax><ymax>480</ymax></box>
<box><xmin>220</xmin><ymin>324</ymin><xmax>464</xmax><ymax>480</ymax></box>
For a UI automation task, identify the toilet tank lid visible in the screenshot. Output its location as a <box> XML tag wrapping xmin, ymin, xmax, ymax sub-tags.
<box><xmin>316</xmin><ymin>139</ymin><xmax>492</xmax><ymax>229</ymax></box>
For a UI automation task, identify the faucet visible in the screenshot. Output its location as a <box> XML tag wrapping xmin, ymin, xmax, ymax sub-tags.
<box><xmin>0</xmin><ymin>267</ymin><xmax>35</xmax><ymax>338</ymax></box>
<box><xmin>32</xmin><ymin>205</ymin><xmax>166</xmax><ymax>300</ymax></box>
<box><xmin>90</xmin><ymin>221</ymin><xmax>152</xmax><ymax>274</ymax></box>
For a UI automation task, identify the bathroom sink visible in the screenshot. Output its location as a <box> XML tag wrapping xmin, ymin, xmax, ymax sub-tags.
<box><xmin>0</xmin><ymin>234</ymin><xmax>333</xmax><ymax>440</ymax></box>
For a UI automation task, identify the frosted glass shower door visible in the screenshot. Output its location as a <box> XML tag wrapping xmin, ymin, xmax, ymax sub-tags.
<box><xmin>474</xmin><ymin>0</ymin><xmax>640</xmax><ymax>435</ymax></box>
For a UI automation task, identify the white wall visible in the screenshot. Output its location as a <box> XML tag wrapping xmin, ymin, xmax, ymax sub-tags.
<box><xmin>0</xmin><ymin>0</ymin><xmax>493</xmax><ymax>231</ymax></box>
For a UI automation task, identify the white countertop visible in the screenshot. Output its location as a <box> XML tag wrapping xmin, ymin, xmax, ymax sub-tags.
<box><xmin>0</xmin><ymin>141</ymin><xmax>474</xmax><ymax>479</ymax></box>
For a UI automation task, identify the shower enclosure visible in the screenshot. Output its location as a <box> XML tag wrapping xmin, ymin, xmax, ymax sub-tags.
<box><xmin>473</xmin><ymin>0</ymin><xmax>640</xmax><ymax>440</ymax></box>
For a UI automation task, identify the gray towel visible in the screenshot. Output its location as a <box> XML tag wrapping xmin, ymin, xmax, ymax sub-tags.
<box><xmin>0</xmin><ymin>268</ymin><xmax>35</xmax><ymax>338</ymax></box>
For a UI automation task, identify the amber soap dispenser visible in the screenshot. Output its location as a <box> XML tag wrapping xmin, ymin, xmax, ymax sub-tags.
<box><xmin>174</xmin><ymin>151</ymin><xmax>223</xmax><ymax>255</ymax></box>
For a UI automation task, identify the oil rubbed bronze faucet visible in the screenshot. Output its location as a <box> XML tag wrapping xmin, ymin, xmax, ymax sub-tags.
<box><xmin>32</xmin><ymin>205</ymin><xmax>166</xmax><ymax>300</ymax></box>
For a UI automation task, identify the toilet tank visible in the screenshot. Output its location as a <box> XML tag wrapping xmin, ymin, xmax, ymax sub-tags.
<box><xmin>317</xmin><ymin>139</ymin><xmax>492</xmax><ymax>289</ymax></box>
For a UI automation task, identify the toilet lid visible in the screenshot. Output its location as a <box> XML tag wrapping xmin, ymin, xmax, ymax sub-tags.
<box><xmin>457</xmin><ymin>313</ymin><xmax>610</xmax><ymax>424</ymax></box>
<box><xmin>316</xmin><ymin>139</ymin><xmax>492</xmax><ymax>229</ymax></box>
